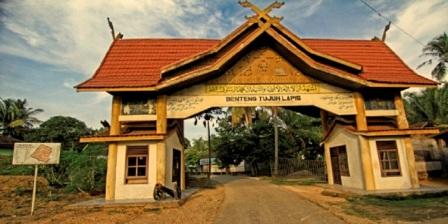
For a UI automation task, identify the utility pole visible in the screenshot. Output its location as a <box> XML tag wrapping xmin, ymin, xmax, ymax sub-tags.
<box><xmin>273</xmin><ymin>107</ymin><xmax>279</xmax><ymax>177</ymax></box>
<box><xmin>205</xmin><ymin>114</ymin><xmax>212</xmax><ymax>180</ymax></box>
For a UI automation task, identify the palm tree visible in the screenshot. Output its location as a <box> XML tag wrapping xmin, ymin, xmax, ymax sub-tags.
<box><xmin>404</xmin><ymin>86</ymin><xmax>448</xmax><ymax>127</ymax></box>
<box><xmin>230</xmin><ymin>107</ymin><xmax>254</xmax><ymax>127</ymax></box>
<box><xmin>418</xmin><ymin>32</ymin><xmax>448</xmax><ymax>81</ymax></box>
<box><xmin>0</xmin><ymin>98</ymin><xmax>43</xmax><ymax>138</ymax></box>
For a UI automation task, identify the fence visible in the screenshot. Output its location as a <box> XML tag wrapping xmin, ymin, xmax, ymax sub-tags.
<box><xmin>272</xmin><ymin>158</ymin><xmax>327</xmax><ymax>180</ymax></box>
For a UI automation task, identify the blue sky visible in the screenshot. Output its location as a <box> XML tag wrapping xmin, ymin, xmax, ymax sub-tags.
<box><xmin>0</xmin><ymin>0</ymin><xmax>447</xmax><ymax>140</ymax></box>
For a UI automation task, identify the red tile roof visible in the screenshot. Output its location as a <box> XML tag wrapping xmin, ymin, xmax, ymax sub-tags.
<box><xmin>301</xmin><ymin>39</ymin><xmax>434</xmax><ymax>85</ymax></box>
<box><xmin>76</xmin><ymin>38</ymin><xmax>435</xmax><ymax>89</ymax></box>
<box><xmin>77</xmin><ymin>39</ymin><xmax>219</xmax><ymax>88</ymax></box>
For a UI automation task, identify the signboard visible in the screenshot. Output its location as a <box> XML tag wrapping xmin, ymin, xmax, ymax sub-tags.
<box><xmin>13</xmin><ymin>143</ymin><xmax>61</xmax><ymax>165</ymax></box>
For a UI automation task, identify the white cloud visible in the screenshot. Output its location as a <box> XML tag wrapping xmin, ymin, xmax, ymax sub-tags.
<box><xmin>278</xmin><ymin>0</ymin><xmax>322</xmax><ymax>18</ymax></box>
<box><xmin>0</xmin><ymin>0</ymin><xmax>230</xmax><ymax>76</ymax></box>
<box><xmin>386</xmin><ymin>0</ymin><xmax>448</xmax><ymax>81</ymax></box>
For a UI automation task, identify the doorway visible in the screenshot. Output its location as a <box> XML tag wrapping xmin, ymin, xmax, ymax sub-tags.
<box><xmin>172</xmin><ymin>149</ymin><xmax>181</xmax><ymax>185</ymax></box>
<box><xmin>330</xmin><ymin>148</ymin><xmax>342</xmax><ymax>185</ymax></box>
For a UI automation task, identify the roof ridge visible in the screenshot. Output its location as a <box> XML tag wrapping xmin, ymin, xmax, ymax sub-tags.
<box><xmin>302</xmin><ymin>38</ymin><xmax>380</xmax><ymax>42</ymax></box>
<box><xmin>118</xmin><ymin>37</ymin><xmax>220</xmax><ymax>41</ymax></box>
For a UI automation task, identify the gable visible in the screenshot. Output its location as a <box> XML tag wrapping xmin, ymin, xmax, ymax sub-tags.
<box><xmin>208</xmin><ymin>46</ymin><xmax>318</xmax><ymax>85</ymax></box>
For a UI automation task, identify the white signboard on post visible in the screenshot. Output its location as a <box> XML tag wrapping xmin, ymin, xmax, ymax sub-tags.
<box><xmin>12</xmin><ymin>142</ymin><xmax>61</xmax><ymax>215</ymax></box>
<box><xmin>13</xmin><ymin>143</ymin><xmax>61</xmax><ymax>165</ymax></box>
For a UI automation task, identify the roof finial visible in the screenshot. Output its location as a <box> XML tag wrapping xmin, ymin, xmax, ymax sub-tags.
<box><xmin>239</xmin><ymin>1</ymin><xmax>284</xmax><ymax>22</ymax></box>
<box><xmin>107</xmin><ymin>17</ymin><xmax>115</xmax><ymax>41</ymax></box>
<box><xmin>381</xmin><ymin>21</ymin><xmax>391</xmax><ymax>42</ymax></box>
<box><xmin>107</xmin><ymin>17</ymin><xmax>124</xmax><ymax>41</ymax></box>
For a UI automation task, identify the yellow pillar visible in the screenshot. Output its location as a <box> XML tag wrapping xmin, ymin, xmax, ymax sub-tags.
<box><xmin>181</xmin><ymin>148</ymin><xmax>186</xmax><ymax>190</ymax></box>
<box><xmin>354</xmin><ymin>92</ymin><xmax>375</xmax><ymax>190</ymax></box>
<box><xmin>404</xmin><ymin>138</ymin><xmax>420</xmax><ymax>188</ymax></box>
<box><xmin>395</xmin><ymin>93</ymin><xmax>419</xmax><ymax>188</ymax></box>
<box><xmin>320</xmin><ymin>110</ymin><xmax>329</xmax><ymax>135</ymax></box>
<box><xmin>358</xmin><ymin>136</ymin><xmax>375</xmax><ymax>190</ymax></box>
<box><xmin>354</xmin><ymin>92</ymin><xmax>367</xmax><ymax>131</ymax></box>
<box><xmin>156</xmin><ymin>95</ymin><xmax>167</xmax><ymax>134</ymax></box>
<box><xmin>324</xmin><ymin>143</ymin><xmax>334</xmax><ymax>184</ymax></box>
<box><xmin>105</xmin><ymin>95</ymin><xmax>121</xmax><ymax>200</ymax></box>
<box><xmin>156</xmin><ymin>95</ymin><xmax>167</xmax><ymax>185</ymax></box>
<box><xmin>394</xmin><ymin>93</ymin><xmax>409</xmax><ymax>129</ymax></box>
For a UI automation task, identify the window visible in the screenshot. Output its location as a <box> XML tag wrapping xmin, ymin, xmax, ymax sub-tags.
<box><xmin>364</xmin><ymin>95</ymin><xmax>395</xmax><ymax>110</ymax></box>
<box><xmin>337</xmin><ymin>146</ymin><xmax>350</xmax><ymax>176</ymax></box>
<box><xmin>122</xmin><ymin>97</ymin><xmax>155</xmax><ymax>115</ymax></box>
<box><xmin>126</xmin><ymin>146</ymin><xmax>148</xmax><ymax>184</ymax></box>
<box><xmin>376</xmin><ymin>141</ymin><xmax>401</xmax><ymax>177</ymax></box>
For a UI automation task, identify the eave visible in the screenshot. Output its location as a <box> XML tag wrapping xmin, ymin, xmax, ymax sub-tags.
<box><xmin>80</xmin><ymin>134</ymin><xmax>165</xmax><ymax>143</ymax></box>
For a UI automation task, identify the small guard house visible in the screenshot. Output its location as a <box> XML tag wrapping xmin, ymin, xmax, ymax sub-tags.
<box><xmin>76</xmin><ymin>1</ymin><xmax>439</xmax><ymax>201</ymax></box>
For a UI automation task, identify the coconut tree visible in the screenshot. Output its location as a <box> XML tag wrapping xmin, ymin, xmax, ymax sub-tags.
<box><xmin>418</xmin><ymin>32</ymin><xmax>448</xmax><ymax>81</ymax></box>
<box><xmin>0</xmin><ymin>98</ymin><xmax>43</xmax><ymax>138</ymax></box>
<box><xmin>230</xmin><ymin>107</ymin><xmax>255</xmax><ymax>127</ymax></box>
<box><xmin>404</xmin><ymin>86</ymin><xmax>448</xmax><ymax>127</ymax></box>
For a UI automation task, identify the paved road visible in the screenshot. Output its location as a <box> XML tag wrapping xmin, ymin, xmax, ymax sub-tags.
<box><xmin>214</xmin><ymin>176</ymin><xmax>346</xmax><ymax>224</ymax></box>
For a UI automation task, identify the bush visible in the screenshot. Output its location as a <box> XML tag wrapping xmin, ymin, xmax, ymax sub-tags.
<box><xmin>0</xmin><ymin>155</ymin><xmax>34</xmax><ymax>175</ymax></box>
<box><xmin>41</xmin><ymin>143</ymin><xmax>107</xmax><ymax>194</ymax></box>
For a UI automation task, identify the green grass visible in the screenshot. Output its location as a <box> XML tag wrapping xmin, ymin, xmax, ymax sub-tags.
<box><xmin>345</xmin><ymin>193</ymin><xmax>448</xmax><ymax>221</ymax></box>
<box><xmin>0</xmin><ymin>153</ymin><xmax>34</xmax><ymax>175</ymax></box>
<box><xmin>269</xmin><ymin>177</ymin><xmax>324</xmax><ymax>186</ymax></box>
<box><xmin>0</xmin><ymin>148</ymin><xmax>13</xmax><ymax>156</ymax></box>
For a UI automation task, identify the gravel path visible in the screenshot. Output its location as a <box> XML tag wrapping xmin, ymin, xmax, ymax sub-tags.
<box><xmin>214</xmin><ymin>176</ymin><xmax>346</xmax><ymax>224</ymax></box>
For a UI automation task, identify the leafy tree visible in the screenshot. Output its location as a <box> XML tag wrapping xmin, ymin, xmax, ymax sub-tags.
<box><xmin>214</xmin><ymin>108</ymin><xmax>323</xmax><ymax>175</ymax></box>
<box><xmin>278</xmin><ymin>109</ymin><xmax>323</xmax><ymax>159</ymax></box>
<box><xmin>404</xmin><ymin>86</ymin><xmax>448</xmax><ymax>127</ymax></box>
<box><xmin>185</xmin><ymin>137</ymin><xmax>209</xmax><ymax>167</ymax></box>
<box><xmin>418</xmin><ymin>32</ymin><xmax>448</xmax><ymax>81</ymax></box>
<box><xmin>0</xmin><ymin>98</ymin><xmax>43</xmax><ymax>138</ymax></box>
<box><xmin>25</xmin><ymin>116</ymin><xmax>91</xmax><ymax>151</ymax></box>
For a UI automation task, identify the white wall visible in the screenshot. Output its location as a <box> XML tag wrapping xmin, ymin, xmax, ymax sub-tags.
<box><xmin>114</xmin><ymin>141</ymin><xmax>157</xmax><ymax>200</ymax></box>
<box><xmin>326</xmin><ymin>126</ymin><xmax>364</xmax><ymax>189</ymax></box>
<box><xmin>165</xmin><ymin>130</ymin><xmax>184</xmax><ymax>189</ymax></box>
<box><xmin>369</xmin><ymin>137</ymin><xmax>412</xmax><ymax>190</ymax></box>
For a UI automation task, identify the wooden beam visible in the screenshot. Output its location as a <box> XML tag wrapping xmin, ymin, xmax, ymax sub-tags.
<box><xmin>358</xmin><ymin>136</ymin><xmax>376</xmax><ymax>190</ymax></box>
<box><xmin>354</xmin><ymin>92</ymin><xmax>368</xmax><ymax>131</ymax></box>
<box><xmin>181</xmin><ymin>147</ymin><xmax>186</xmax><ymax>190</ymax></box>
<box><xmin>404</xmin><ymin>138</ymin><xmax>420</xmax><ymax>188</ymax></box>
<box><xmin>80</xmin><ymin>134</ymin><xmax>164</xmax><ymax>143</ymax></box>
<box><xmin>157</xmin><ymin>142</ymin><xmax>166</xmax><ymax>185</ymax></box>
<box><xmin>357</xmin><ymin>128</ymin><xmax>439</xmax><ymax>137</ymax></box>
<box><xmin>394</xmin><ymin>93</ymin><xmax>410</xmax><ymax>129</ymax></box>
<box><xmin>105</xmin><ymin>143</ymin><xmax>117</xmax><ymax>200</ymax></box>
<box><xmin>324</xmin><ymin>143</ymin><xmax>334</xmax><ymax>185</ymax></box>
<box><xmin>156</xmin><ymin>95</ymin><xmax>167</xmax><ymax>134</ymax></box>
<box><xmin>110</xmin><ymin>95</ymin><xmax>121</xmax><ymax>135</ymax></box>
<box><xmin>320</xmin><ymin>110</ymin><xmax>329</xmax><ymax>135</ymax></box>
<box><xmin>76</xmin><ymin>82</ymin><xmax>438</xmax><ymax>93</ymax></box>
<box><xmin>105</xmin><ymin>95</ymin><xmax>121</xmax><ymax>201</ymax></box>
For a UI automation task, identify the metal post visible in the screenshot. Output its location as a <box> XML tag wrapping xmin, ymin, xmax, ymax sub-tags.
<box><xmin>207</xmin><ymin>119</ymin><xmax>212</xmax><ymax>180</ymax></box>
<box><xmin>31</xmin><ymin>164</ymin><xmax>38</xmax><ymax>215</ymax></box>
<box><xmin>273</xmin><ymin>107</ymin><xmax>279</xmax><ymax>177</ymax></box>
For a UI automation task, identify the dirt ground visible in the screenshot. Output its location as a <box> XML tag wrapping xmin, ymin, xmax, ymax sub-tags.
<box><xmin>281</xmin><ymin>184</ymin><xmax>448</xmax><ymax>224</ymax></box>
<box><xmin>0</xmin><ymin>175</ymin><xmax>224</xmax><ymax>224</ymax></box>
<box><xmin>214</xmin><ymin>176</ymin><xmax>345</xmax><ymax>224</ymax></box>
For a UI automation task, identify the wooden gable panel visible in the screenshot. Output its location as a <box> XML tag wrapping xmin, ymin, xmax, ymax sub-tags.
<box><xmin>208</xmin><ymin>46</ymin><xmax>318</xmax><ymax>85</ymax></box>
